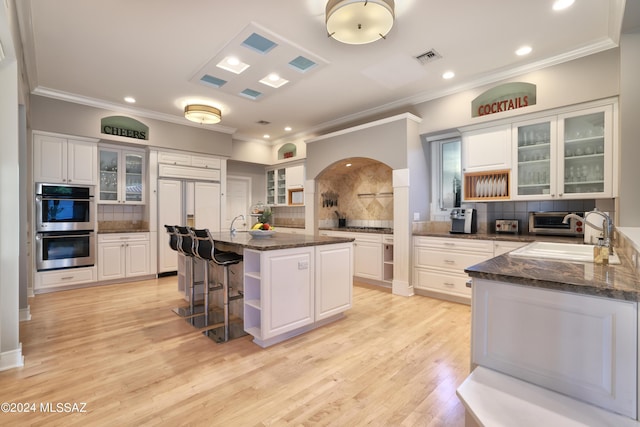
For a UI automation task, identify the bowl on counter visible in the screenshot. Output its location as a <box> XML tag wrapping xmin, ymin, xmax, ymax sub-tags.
<box><xmin>248</xmin><ymin>229</ymin><xmax>275</xmax><ymax>238</ymax></box>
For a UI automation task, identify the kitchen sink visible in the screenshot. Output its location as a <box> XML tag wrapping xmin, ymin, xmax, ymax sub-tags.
<box><xmin>508</xmin><ymin>241</ymin><xmax>621</xmax><ymax>264</ymax></box>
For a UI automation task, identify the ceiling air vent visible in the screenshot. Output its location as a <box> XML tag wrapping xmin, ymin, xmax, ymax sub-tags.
<box><xmin>256</xmin><ymin>120</ymin><xmax>271</xmax><ymax>125</ymax></box>
<box><xmin>415</xmin><ymin>49</ymin><xmax>442</xmax><ymax>65</ymax></box>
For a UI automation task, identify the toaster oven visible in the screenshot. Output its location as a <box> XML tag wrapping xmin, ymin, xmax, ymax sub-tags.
<box><xmin>528</xmin><ymin>211</ymin><xmax>584</xmax><ymax>236</ymax></box>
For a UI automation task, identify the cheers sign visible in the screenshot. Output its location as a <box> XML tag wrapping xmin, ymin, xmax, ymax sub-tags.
<box><xmin>471</xmin><ymin>82</ymin><xmax>536</xmax><ymax>118</ymax></box>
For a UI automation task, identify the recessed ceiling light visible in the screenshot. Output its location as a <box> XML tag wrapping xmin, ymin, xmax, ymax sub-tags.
<box><xmin>442</xmin><ymin>71</ymin><xmax>455</xmax><ymax>80</ymax></box>
<box><xmin>124</xmin><ymin>96</ymin><xmax>136</xmax><ymax>103</ymax></box>
<box><xmin>259</xmin><ymin>74</ymin><xmax>289</xmax><ymax>88</ymax></box>
<box><xmin>284</xmin><ymin>126</ymin><xmax>292</xmax><ymax>132</ymax></box>
<box><xmin>216</xmin><ymin>56</ymin><xmax>250</xmax><ymax>74</ymax></box>
<box><xmin>552</xmin><ymin>0</ymin><xmax>575</xmax><ymax>11</ymax></box>
<box><xmin>263</xmin><ymin>134</ymin><xmax>270</xmax><ymax>139</ymax></box>
<box><xmin>516</xmin><ymin>46</ymin><xmax>532</xmax><ymax>56</ymax></box>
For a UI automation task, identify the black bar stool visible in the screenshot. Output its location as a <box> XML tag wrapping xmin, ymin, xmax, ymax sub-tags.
<box><xmin>191</xmin><ymin>227</ymin><xmax>244</xmax><ymax>342</ymax></box>
<box><xmin>190</xmin><ymin>227</ymin><xmax>221</xmax><ymax>333</ymax></box>
<box><xmin>174</xmin><ymin>225</ymin><xmax>204</xmax><ymax>319</ymax></box>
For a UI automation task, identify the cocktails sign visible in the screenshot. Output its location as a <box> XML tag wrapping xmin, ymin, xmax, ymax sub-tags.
<box><xmin>101</xmin><ymin>116</ymin><xmax>149</xmax><ymax>140</ymax></box>
<box><xmin>472</xmin><ymin>82</ymin><xmax>536</xmax><ymax>118</ymax></box>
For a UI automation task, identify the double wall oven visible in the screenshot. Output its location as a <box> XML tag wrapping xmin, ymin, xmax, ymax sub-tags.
<box><xmin>35</xmin><ymin>183</ymin><xmax>95</xmax><ymax>271</ymax></box>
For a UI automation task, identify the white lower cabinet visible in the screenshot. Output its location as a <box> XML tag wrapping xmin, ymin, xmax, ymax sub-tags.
<box><xmin>98</xmin><ymin>233</ymin><xmax>150</xmax><ymax>281</ymax></box>
<box><xmin>472</xmin><ymin>278</ymin><xmax>638</xmax><ymax>418</ymax></box>
<box><xmin>34</xmin><ymin>267</ymin><xmax>97</xmax><ymax>293</ymax></box>
<box><xmin>315</xmin><ymin>242</ymin><xmax>353</xmax><ymax>320</ymax></box>
<box><xmin>413</xmin><ymin>236</ymin><xmax>494</xmax><ymax>302</ymax></box>
<box><xmin>243</xmin><ymin>242</ymin><xmax>353</xmax><ymax>347</ymax></box>
<box><xmin>319</xmin><ymin>230</ymin><xmax>389</xmax><ymax>283</ymax></box>
<box><xmin>354</xmin><ymin>236</ymin><xmax>382</xmax><ymax>280</ymax></box>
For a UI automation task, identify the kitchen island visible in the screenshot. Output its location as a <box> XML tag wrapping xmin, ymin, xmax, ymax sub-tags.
<box><xmin>190</xmin><ymin>231</ymin><xmax>354</xmax><ymax>348</ymax></box>
<box><xmin>462</xmin><ymin>239</ymin><xmax>640</xmax><ymax>421</ymax></box>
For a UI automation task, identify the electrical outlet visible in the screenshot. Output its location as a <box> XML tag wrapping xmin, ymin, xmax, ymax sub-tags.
<box><xmin>413</xmin><ymin>212</ymin><xmax>420</xmax><ymax>221</ymax></box>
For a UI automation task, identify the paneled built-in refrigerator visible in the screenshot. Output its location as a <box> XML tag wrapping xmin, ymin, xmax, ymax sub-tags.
<box><xmin>157</xmin><ymin>179</ymin><xmax>221</xmax><ymax>274</ymax></box>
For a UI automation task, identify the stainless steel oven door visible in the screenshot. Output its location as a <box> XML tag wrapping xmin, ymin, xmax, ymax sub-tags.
<box><xmin>35</xmin><ymin>183</ymin><xmax>94</xmax><ymax>232</ymax></box>
<box><xmin>35</xmin><ymin>231</ymin><xmax>95</xmax><ymax>271</ymax></box>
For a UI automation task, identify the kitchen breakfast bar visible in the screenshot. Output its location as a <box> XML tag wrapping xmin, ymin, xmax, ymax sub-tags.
<box><xmin>177</xmin><ymin>231</ymin><xmax>355</xmax><ymax>348</ymax></box>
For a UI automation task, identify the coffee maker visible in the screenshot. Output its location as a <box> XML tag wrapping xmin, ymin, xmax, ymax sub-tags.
<box><xmin>450</xmin><ymin>208</ymin><xmax>477</xmax><ymax>234</ymax></box>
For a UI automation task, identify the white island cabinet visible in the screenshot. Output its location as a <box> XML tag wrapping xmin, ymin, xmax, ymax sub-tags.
<box><xmin>242</xmin><ymin>239</ymin><xmax>353</xmax><ymax>348</ymax></box>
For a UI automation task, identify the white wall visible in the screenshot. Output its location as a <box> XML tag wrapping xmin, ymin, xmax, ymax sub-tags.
<box><xmin>0</xmin><ymin>58</ymin><xmax>23</xmax><ymax>370</ymax></box>
<box><xmin>29</xmin><ymin>96</ymin><xmax>233</xmax><ymax>157</ymax></box>
<box><xmin>619</xmin><ymin>31</ymin><xmax>640</xmax><ymax>226</ymax></box>
<box><xmin>413</xmin><ymin>49</ymin><xmax>621</xmax><ymax>136</ymax></box>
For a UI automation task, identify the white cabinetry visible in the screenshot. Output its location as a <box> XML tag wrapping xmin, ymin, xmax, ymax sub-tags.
<box><xmin>319</xmin><ymin>230</ymin><xmax>390</xmax><ymax>283</ymax></box>
<box><xmin>243</xmin><ymin>247</ymin><xmax>314</xmax><ymax>344</ymax></box>
<box><xmin>98</xmin><ymin>233</ymin><xmax>150</xmax><ymax>281</ymax></box>
<box><xmin>462</xmin><ymin>124</ymin><xmax>512</xmax><ymax>173</ymax></box>
<box><xmin>413</xmin><ymin>236</ymin><xmax>494</xmax><ymax>302</ymax></box>
<box><xmin>34</xmin><ymin>133</ymin><xmax>97</xmax><ymax>185</ymax></box>
<box><xmin>354</xmin><ymin>235</ymin><xmax>383</xmax><ymax>280</ymax></box>
<box><xmin>34</xmin><ymin>267</ymin><xmax>97</xmax><ymax>293</ymax></box>
<box><xmin>472</xmin><ymin>278</ymin><xmax>637</xmax><ymax>418</ymax></box>
<box><xmin>98</xmin><ymin>146</ymin><xmax>145</xmax><ymax>204</ymax></box>
<box><xmin>315</xmin><ymin>243</ymin><xmax>353</xmax><ymax>320</ymax></box>
<box><xmin>512</xmin><ymin>103</ymin><xmax>615</xmax><ymax>200</ymax></box>
<box><xmin>157</xmin><ymin>150</ymin><xmax>221</xmax><ymax>181</ymax></box>
<box><xmin>243</xmin><ymin>242</ymin><xmax>352</xmax><ymax>347</ymax></box>
<box><xmin>266</xmin><ymin>163</ymin><xmax>305</xmax><ymax>205</ymax></box>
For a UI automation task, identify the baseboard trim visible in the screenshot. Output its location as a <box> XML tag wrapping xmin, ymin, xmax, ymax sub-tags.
<box><xmin>20</xmin><ymin>305</ymin><xmax>31</xmax><ymax>321</ymax></box>
<box><xmin>0</xmin><ymin>344</ymin><xmax>24</xmax><ymax>371</ymax></box>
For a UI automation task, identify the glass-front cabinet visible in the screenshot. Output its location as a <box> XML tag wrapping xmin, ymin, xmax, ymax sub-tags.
<box><xmin>99</xmin><ymin>147</ymin><xmax>145</xmax><ymax>204</ymax></box>
<box><xmin>266</xmin><ymin>167</ymin><xmax>287</xmax><ymax>205</ymax></box>
<box><xmin>513</xmin><ymin>118</ymin><xmax>555</xmax><ymax>198</ymax></box>
<box><xmin>512</xmin><ymin>103</ymin><xmax>614</xmax><ymax>200</ymax></box>
<box><xmin>558</xmin><ymin>107</ymin><xmax>612</xmax><ymax>197</ymax></box>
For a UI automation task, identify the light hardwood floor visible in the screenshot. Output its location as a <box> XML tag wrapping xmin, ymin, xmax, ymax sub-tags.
<box><xmin>0</xmin><ymin>278</ymin><xmax>471</xmax><ymax>426</ymax></box>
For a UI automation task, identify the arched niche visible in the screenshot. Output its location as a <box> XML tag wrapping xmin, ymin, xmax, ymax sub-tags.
<box><xmin>277</xmin><ymin>143</ymin><xmax>297</xmax><ymax>160</ymax></box>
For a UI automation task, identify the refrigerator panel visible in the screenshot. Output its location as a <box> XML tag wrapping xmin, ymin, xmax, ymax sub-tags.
<box><xmin>158</xmin><ymin>179</ymin><xmax>183</xmax><ymax>273</ymax></box>
<box><xmin>194</xmin><ymin>181</ymin><xmax>221</xmax><ymax>232</ymax></box>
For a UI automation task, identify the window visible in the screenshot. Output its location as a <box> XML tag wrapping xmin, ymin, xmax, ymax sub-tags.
<box><xmin>430</xmin><ymin>136</ymin><xmax>461</xmax><ymax>219</ymax></box>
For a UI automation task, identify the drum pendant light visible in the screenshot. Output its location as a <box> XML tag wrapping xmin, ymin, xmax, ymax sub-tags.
<box><xmin>326</xmin><ymin>0</ymin><xmax>395</xmax><ymax>45</ymax></box>
<box><xmin>184</xmin><ymin>104</ymin><xmax>222</xmax><ymax>124</ymax></box>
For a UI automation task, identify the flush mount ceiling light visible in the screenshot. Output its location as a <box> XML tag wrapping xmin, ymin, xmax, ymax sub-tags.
<box><xmin>326</xmin><ymin>0</ymin><xmax>395</xmax><ymax>45</ymax></box>
<box><xmin>184</xmin><ymin>104</ymin><xmax>221</xmax><ymax>124</ymax></box>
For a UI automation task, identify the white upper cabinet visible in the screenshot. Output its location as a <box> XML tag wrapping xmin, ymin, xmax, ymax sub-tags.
<box><xmin>34</xmin><ymin>133</ymin><xmax>97</xmax><ymax>185</ymax></box>
<box><xmin>266</xmin><ymin>163</ymin><xmax>305</xmax><ymax>205</ymax></box>
<box><xmin>512</xmin><ymin>103</ymin><xmax>615</xmax><ymax>200</ymax></box>
<box><xmin>285</xmin><ymin>164</ymin><xmax>305</xmax><ymax>188</ymax></box>
<box><xmin>462</xmin><ymin>124</ymin><xmax>512</xmax><ymax>173</ymax></box>
<box><xmin>98</xmin><ymin>146</ymin><xmax>145</xmax><ymax>204</ymax></box>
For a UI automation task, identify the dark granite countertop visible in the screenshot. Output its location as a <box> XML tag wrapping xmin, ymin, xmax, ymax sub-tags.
<box><xmin>413</xmin><ymin>230</ymin><xmax>585</xmax><ymax>244</ymax></box>
<box><xmin>319</xmin><ymin>227</ymin><xmax>393</xmax><ymax>234</ymax></box>
<box><xmin>465</xmin><ymin>250</ymin><xmax>640</xmax><ymax>302</ymax></box>
<box><xmin>209</xmin><ymin>231</ymin><xmax>354</xmax><ymax>251</ymax></box>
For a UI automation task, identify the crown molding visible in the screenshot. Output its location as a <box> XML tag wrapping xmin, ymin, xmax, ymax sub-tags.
<box><xmin>31</xmin><ymin>86</ymin><xmax>237</xmax><ymax>135</ymax></box>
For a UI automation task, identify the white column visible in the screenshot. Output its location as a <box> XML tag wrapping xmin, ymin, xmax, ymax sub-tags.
<box><xmin>392</xmin><ymin>169</ymin><xmax>413</xmax><ymax>296</ymax></box>
<box><xmin>304</xmin><ymin>179</ymin><xmax>315</xmax><ymax>235</ymax></box>
<box><xmin>0</xmin><ymin>54</ymin><xmax>24</xmax><ymax>369</ymax></box>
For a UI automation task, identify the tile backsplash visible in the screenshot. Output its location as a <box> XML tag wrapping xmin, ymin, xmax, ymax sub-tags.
<box><xmin>317</xmin><ymin>162</ymin><xmax>393</xmax><ymax>228</ymax></box>
<box><xmin>271</xmin><ymin>206</ymin><xmax>305</xmax><ymax>227</ymax></box>
<box><xmin>98</xmin><ymin>204</ymin><xmax>147</xmax><ymax>232</ymax></box>
<box><xmin>417</xmin><ymin>198</ymin><xmax>616</xmax><ymax>235</ymax></box>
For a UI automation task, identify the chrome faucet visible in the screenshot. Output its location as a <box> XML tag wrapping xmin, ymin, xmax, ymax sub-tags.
<box><xmin>563</xmin><ymin>208</ymin><xmax>614</xmax><ymax>254</ymax></box>
<box><xmin>230</xmin><ymin>214</ymin><xmax>245</xmax><ymax>234</ymax></box>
